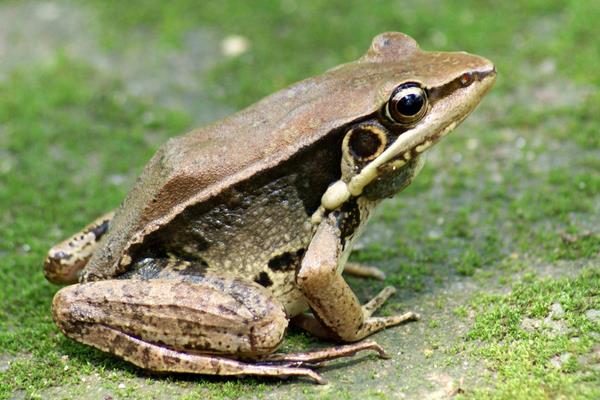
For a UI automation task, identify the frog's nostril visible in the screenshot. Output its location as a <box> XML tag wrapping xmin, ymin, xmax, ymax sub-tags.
<box><xmin>481</xmin><ymin>60</ymin><xmax>496</xmax><ymax>78</ymax></box>
<box><xmin>485</xmin><ymin>66</ymin><xmax>497</xmax><ymax>81</ymax></box>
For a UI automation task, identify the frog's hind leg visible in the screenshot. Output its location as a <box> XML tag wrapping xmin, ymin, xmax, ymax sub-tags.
<box><xmin>44</xmin><ymin>211</ymin><xmax>114</xmax><ymax>284</ymax></box>
<box><xmin>52</xmin><ymin>276</ymin><xmax>332</xmax><ymax>383</ymax></box>
<box><xmin>66</xmin><ymin>322</ymin><xmax>326</xmax><ymax>383</ymax></box>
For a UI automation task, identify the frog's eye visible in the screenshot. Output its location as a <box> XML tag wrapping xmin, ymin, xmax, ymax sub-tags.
<box><xmin>344</xmin><ymin>123</ymin><xmax>387</xmax><ymax>162</ymax></box>
<box><xmin>385</xmin><ymin>83</ymin><xmax>428</xmax><ymax>125</ymax></box>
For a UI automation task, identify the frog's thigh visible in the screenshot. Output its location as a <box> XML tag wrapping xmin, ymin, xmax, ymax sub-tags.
<box><xmin>52</xmin><ymin>278</ymin><xmax>292</xmax><ymax>371</ymax></box>
<box><xmin>296</xmin><ymin>219</ymin><xmax>419</xmax><ymax>342</ymax></box>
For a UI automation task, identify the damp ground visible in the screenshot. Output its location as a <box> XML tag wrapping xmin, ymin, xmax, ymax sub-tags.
<box><xmin>1</xmin><ymin>1</ymin><xmax>598</xmax><ymax>399</ymax></box>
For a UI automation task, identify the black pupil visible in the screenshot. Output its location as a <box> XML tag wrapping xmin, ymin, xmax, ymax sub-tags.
<box><xmin>349</xmin><ymin>129</ymin><xmax>381</xmax><ymax>159</ymax></box>
<box><xmin>396</xmin><ymin>93</ymin><xmax>423</xmax><ymax>116</ymax></box>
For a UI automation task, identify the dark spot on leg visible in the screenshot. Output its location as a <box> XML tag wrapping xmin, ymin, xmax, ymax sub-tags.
<box><xmin>336</xmin><ymin>197</ymin><xmax>361</xmax><ymax>246</ymax></box>
<box><xmin>90</xmin><ymin>219</ymin><xmax>110</xmax><ymax>240</ymax></box>
<box><xmin>249</xmin><ymin>326</ymin><xmax>257</xmax><ymax>353</ymax></box>
<box><xmin>141</xmin><ymin>346</ymin><xmax>151</xmax><ymax>367</ymax></box>
<box><xmin>254</xmin><ymin>272</ymin><xmax>273</xmax><ymax>287</ymax></box>
<box><xmin>52</xmin><ymin>250</ymin><xmax>72</xmax><ymax>261</ymax></box>
<box><xmin>210</xmin><ymin>358</ymin><xmax>222</xmax><ymax>374</ymax></box>
<box><xmin>268</xmin><ymin>249</ymin><xmax>306</xmax><ymax>272</ymax></box>
<box><xmin>217</xmin><ymin>304</ymin><xmax>239</xmax><ymax>317</ymax></box>
<box><xmin>162</xmin><ymin>353</ymin><xmax>178</xmax><ymax>366</ymax></box>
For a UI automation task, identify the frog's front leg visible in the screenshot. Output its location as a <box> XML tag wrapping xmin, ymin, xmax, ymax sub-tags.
<box><xmin>296</xmin><ymin>217</ymin><xmax>419</xmax><ymax>342</ymax></box>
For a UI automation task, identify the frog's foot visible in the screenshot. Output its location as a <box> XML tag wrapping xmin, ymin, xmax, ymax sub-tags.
<box><xmin>363</xmin><ymin>286</ymin><xmax>396</xmax><ymax>317</ymax></box>
<box><xmin>256</xmin><ymin>340</ymin><xmax>389</xmax><ymax>367</ymax></box>
<box><xmin>343</xmin><ymin>262</ymin><xmax>386</xmax><ymax>281</ymax></box>
<box><xmin>361</xmin><ymin>286</ymin><xmax>420</xmax><ymax>327</ymax></box>
<box><xmin>292</xmin><ymin>286</ymin><xmax>419</xmax><ymax>340</ymax></box>
<box><xmin>44</xmin><ymin>211</ymin><xmax>114</xmax><ymax>284</ymax></box>
<box><xmin>297</xmin><ymin>219</ymin><xmax>420</xmax><ymax>342</ymax></box>
<box><xmin>293</xmin><ymin>308</ymin><xmax>419</xmax><ymax>342</ymax></box>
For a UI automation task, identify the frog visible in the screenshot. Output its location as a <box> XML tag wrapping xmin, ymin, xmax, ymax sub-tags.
<box><xmin>44</xmin><ymin>32</ymin><xmax>495</xmax><ymax>384</ymax></box>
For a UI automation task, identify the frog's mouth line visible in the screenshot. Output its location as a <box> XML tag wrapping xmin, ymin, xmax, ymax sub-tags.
<box><xmin>379</xmin><ymin>118</ymin><xmax>458</xmax><ymax>171</ymax></box>
<box><xmin>314</xmin><ymin>116</ymin><xmax>459</xmax><ymax>217</ymax></box>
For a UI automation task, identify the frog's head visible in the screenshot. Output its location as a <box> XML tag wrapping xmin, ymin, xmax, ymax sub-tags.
<box><xmin>319</xmin><ymin>32</ymin><xmax>495</xmax><ymax>211</ymax></box>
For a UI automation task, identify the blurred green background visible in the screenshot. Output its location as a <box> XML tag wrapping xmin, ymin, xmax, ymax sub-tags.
<box><xmin>0</xmin><ymin>1</ymin><xmax>598</xmax><ymax>399</ymax></box>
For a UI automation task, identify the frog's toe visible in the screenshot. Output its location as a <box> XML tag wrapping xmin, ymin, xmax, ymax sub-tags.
<box><xmin>256</xmin><ymin>339</ymin><xmax>389</xmax><ymax>365</ymax></box>
<box><xmin>365</xmin><ymin>312</ymin><xmax>421</xmax><ymax>331</ymax></box>
<box><xmin>362</xmin><ymin>286</ymin><xmax>397</xmax><ymax>317</ymax></box>
<box><xmin>344</xmin><ymin>262</ymin><xmax>386</xmax><ymax>280</ymax></box>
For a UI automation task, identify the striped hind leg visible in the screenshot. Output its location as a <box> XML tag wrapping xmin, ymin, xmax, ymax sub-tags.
<box><xmin>44</xmin><ymin>211</ymin><xmax>114</xmax><ymax>284</ymax></box>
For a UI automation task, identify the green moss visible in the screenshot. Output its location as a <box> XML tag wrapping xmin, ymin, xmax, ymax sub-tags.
<box><xmin>455</xmin><ymin>248</ymin><xmax>484</xmax><ymax>276</ymax></box>
<box><xmin>555</xmin><ymin>233</ymin><xmax>600</xmax><ymax>261</ymax></box>
<box><xmin>453</xmin><ymin>306</ymin><xmax>469</xmax><ymax>319</ymax></box>
<box><xmin>462</xmin><ymin>268</ymin><xmax>600</xmax><ymax>399</ymax></box>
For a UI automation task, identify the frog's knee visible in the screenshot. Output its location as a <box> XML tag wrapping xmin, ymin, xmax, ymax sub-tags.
<box><xmin>220</xmin><ymin>279</ymin><xmax>289</xmax><ymax>356</ymax></box>
<box><xmin>244</xmin><ymin>307</ymin><xmax>288</xmax><ymax>355</ymax></box>
<box><xmin>51</xmin><ymin>284</ymin><xmax>85</xmax><ymax>337</ymax></box>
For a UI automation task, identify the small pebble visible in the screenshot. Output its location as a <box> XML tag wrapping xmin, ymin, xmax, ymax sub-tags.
<box><xmin>466</xmin><ymin>138</ymin><xmax>479</xmax><ymax>150</ymax></box>
<box><xmin>550</xmin><ymin>302</ymin><xmax>564</xmax><ymax>319</ymax></box>
<box><xmin>221</xmin><ymin>35</ymin><xmax>250</xmax><ymax>57</ymax></box>
<box><xmin>549</xmin><ymin>352</ymin><xmax>571</xmax><ymax>368</ymax></box>
<box><xmin>585</xmin><ymin>309</ymin><xmax>600</xmax><ymax>323</ymax></box>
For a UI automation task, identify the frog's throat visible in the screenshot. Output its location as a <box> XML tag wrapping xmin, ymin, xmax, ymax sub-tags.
<box><xmin>315</xmin><ymin>119</ymin><xmax>458</xmax><ymax>215</ymax></box>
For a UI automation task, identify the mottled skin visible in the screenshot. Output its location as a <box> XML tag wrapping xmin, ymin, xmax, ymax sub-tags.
<box><xmin>44</xmin><ymin>32</ymin><xmax>495</xmax><ymax>383</ymax></box>
<box><xmin>44</xmin><ymin>212</ymin><xmax>113</xmax><ymax>284</ymax></box>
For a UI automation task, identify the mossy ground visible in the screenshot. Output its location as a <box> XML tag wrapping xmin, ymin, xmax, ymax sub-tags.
<box><xmin>1</xmin><ymin>1</ymin><xmax>598</xmax><ymax>399</ymax></box>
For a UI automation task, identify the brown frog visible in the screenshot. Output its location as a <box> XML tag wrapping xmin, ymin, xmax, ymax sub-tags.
<box><xmin>44</xmin><ymin>32</ymin><xmax>495</xmax><ymax>384</ymax></box>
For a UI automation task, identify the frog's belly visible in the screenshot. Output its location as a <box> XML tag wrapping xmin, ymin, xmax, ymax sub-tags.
<box><xmin>139</xmin><ymin>175</ymin><xmax>318</xmax><ymax>317</ymax></box>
